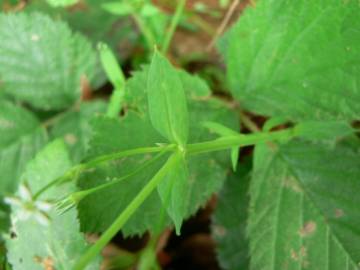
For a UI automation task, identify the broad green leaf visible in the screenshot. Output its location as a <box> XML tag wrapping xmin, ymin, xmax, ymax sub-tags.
<box><xmin>0</xmin><ymin>13</ymin><xmax>96</xmax><ymax>110</ymax></box>
<box><xmin>0</xmin><ymin>101</ymin><xmax>47</xmax><ymax>196</ymax></box>
<box><xmin>248</xmin><ymin>140</ymin><xmax>360</xmax><ymax>270</ymax></box>
<box><xmin>294</xmin><ymin>121</ymin><xmax>355</xmax><ymax>144</ymax></box>
<box><xmin>157</xmin><ymin>153</ymin><xmax>189</xmax><ymax>235</ymax></box>
<box><xmin>46</xmin><ymin>0</ymin><xmax>78</xmax><ymax>7</ymax></box>
<box><xmin>50</xmin><ymin>101</ymin><xmax>106</xmax><ymax>163</ymax></box>
<box><xmin>5</xmin><ymin>140</ymin><xmax>101</xmax><ymax>270</ymax></box>
<box><xmin>78</xmin><ymin>68</ymin><xmax>238</xmax><ymax>236</ymax></box>
<box><xmin>221</xmin><ymin>0</ymin><xmax>360</xmax><ymax>121</ymax></box>
<box><xmin>212</xmin><ymin>163</ymin><xmax>251</xmax><ymax>270</ymax></box>
<box><xmin>147</xmin><ymin>51</ymin><xmax>189</xmax><ymax>146</ymax></box>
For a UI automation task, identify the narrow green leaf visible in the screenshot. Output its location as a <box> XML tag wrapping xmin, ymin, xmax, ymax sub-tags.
<box><xmin>101</xmin><ymin>2</ymin><xmax>136</xmax><ymax>17</ymax></box>
<box><xmin>0</xmin><ymin>13</ymin><xmax>96</xmax><ymax>110</ymax></box>
<box><xmin>98</xmin><ymin>42</ymin><xmax>125</xmax><ymax>91</ymax></box>
<box><xmin>46</xmin><ymin>0</ymin><xmax>78</xmax><ymax>7</ymax></box>
<box><xmin>5</xmin><ymin>140</ymin><xmax>101</xmax><ymax>270</ymax></box>
<box><xmin>263</xmin><ymin>116</ymin><xmax>288</xmax><ymax>132</ymax></box>
<box><xmin>221</xmin><ymin>0</ymin><xmax>360</xmax><ymax>121</ymax></box>
<box><xmin>98</xmin><ymin>42</ymin><xmax>126</xmax><ymax>118</ymax></box>
<box><xmin>157</xmin><ymin>152</ymin><xmax>189</xmax><ymax>235</ymax></box>
<box><xmin>147</xmin><ymin>50</ymin><xmax>189</xmax><ymax>146</ymax></box>
<box><xmin>248</xmin><ymin>140</ymin><xmax>360</xmax><ymax>269</ymax></box>
<box><xmin>203</xmin><ymin>121</ymin><xmax>240</xmax><ymax>171</ymax></box>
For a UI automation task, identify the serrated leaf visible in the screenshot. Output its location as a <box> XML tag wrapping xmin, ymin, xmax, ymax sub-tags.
<box><xmin>147</xmin><ymin>51</ymin><xmax>189</xmax><ymax>146</ymax></box>
<box><xmin>212</xmin><ymin>163</ymin><xmax>251</xmax><ymax>270</ymax></box>
<box><xmin>221</xmin><ymin>0</ymin><xmax>360</xmax><ymax>121</ymax></box>
<box><xmin>78</xmin><ymin>68</ymin><xmax>238</xmax><ymax>236</ymax></box>
<box><xmin>0</xmin><ymin>101</ymin><xmax>47</xmax><ymax>196</ymax></box>
<box><xmin>157</xmin><ymin>153</ymin><xmax>189</xmax><ymax>235</ymax></box>
<box><xmin>50</xmin><ymin>101</ymin><xmax>106</xmax><ymax>162</ymax></box>
<box><xmin>294</xmin><ymin>121</ymin><xmax>354</xmax><ymax>144</ymax></box>
<box><xmin>5</xmin><ymin>140</ymin><xmax>101</xmax><ymax>270</ymax></box>
<box><xmin>0</xmin><ymin>12</ymin><xmax>96</xmax><ymax>110</ymax></box>
<box><xmin>248</xmin><ymin>140</ymin><xmax>360</xmax><ymax>269</ymax></box>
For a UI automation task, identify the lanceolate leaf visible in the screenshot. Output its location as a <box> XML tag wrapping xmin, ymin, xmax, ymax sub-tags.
<box><xmin>0</xmin><ymin>101</ymin><xmax>47</xmax><ymax>196</ymax></box>
<box><xmin>157</xmin><ymin>152</ymin><xmax>189</xmax><ymax>235</ymax></box>
<box><xmin>221</xmin><ymin>0</ymin><xmax>360</xmax><ymax>121</ymax></box>
<box><xmin>5</xmin><ymin>140</ymin><xmax>101</xmax><ymax>270</ymax></box>
<box><xmin>248</xmin><ymin>141</ymin><xmax>360</xmax><ymax>269</ymax></box>
<box><xmin>147</xmin><ymin>51</ymin><xmax>189</xmax><ymax>146</ymax></box>
<box><xmin>0</xmin><ymin>13</ymin><xmax>96</xmax><ymax>110</ymax></box>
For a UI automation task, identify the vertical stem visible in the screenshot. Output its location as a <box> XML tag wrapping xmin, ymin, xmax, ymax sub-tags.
<box><xmin>161</xmin><ymin>0</ymin><xmax>187</xmax><ymax>54</ymax></box>
<box><xmin>73</xmin><ymin>152</ymin><xmax>181</xmax><ymax>270</ymax></box>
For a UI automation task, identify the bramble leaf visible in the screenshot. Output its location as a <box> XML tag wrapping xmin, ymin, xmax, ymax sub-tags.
<box><xmin>212</xmin><ymin>163</ymin><xmax>251</xmax><ymax>270</ymax></box>
<box><xmin>221</xmin><ymin>0</ymin><xmax>360</xmax><ymax>121</ymax></box>
<box><xmin>50</xmin><ymin>101</ymin><xmax>107</xmax><ymax>163</ymax></box>
<box><xmin>0</xmin><ymin>13</ymin><xmax>96</xmax><ymax>110</ymax></box>
<box><xmin>5</xmin><ymin>140</ymin><xmax>101</xmax><ymax>270</ymax></box>
<box><xmin>248</xmin><ymin>140</ymin><xmax>360</xmax><ymax>269</ymax></box>
<box><xmin>147</xmin><ymin>51</ymin><xmax>189</xmax><ymax>146</ymax></box>
<box><xmin>0</xmin><ymin>101</ymin><xmax>47</xmax><ymax>196</ymax></box>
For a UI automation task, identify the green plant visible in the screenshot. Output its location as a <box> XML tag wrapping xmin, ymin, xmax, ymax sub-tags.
<box><xmin>0</xmin><ymin>0</ymin><xmax>359</xmax><ymax>270</ymax></box>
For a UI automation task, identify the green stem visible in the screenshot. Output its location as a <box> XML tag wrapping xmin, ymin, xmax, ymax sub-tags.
<box><xmin>161</xmin><ymin>0</ymin><xmax>187</xmax><ymax>54</ymax></box>
<box><xmin>74</xmin><ymin>152</ymin><xmax>181</xmax><ymax>270</ymax></box>
<box><xmin>34</xmin><ymin>145</ymin><xmax>175</xmax><ymax>200</ymax></box>
<box><xmin>187</xmin><ymin>129</ymin><xmax>294</xmax><ymax>155</ymax></box>
<box><xmin>84</xmin><ymin>145</ymin><xmax>175</xmax><ymax>169</ymax></box>
<box><xmin>57</xmin><ymin>150</ymin><xmax>169</xmax><ymax>212</ymax></box>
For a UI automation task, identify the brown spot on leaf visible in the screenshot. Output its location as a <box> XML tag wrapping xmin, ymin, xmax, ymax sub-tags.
<box><xmin>64</xmin><ymin>133</ymin><xmax>77</xmax><ymax>145</ymax></box>
<box><xmin>283</xmin><ymin>176</ymin><xmax>303</xmax><ymax>193</ymax></box>
<box><xmin>34</xmin><ymin>256</ymin><xmax>54</xmax><ymax>270</ymax></box>
<box><xmin>291</xmin><ymin>249</ymin><xmax>299</xmax><ymax>261</ymax></box>
<box><xmin>334</xmin><ymin>208</ymin><xmax>344</xmax><ymax>218</ymax></box>
<box><xmin>212</xmin><ymin>225</ymin><xmax>227</xmax><ymax>237</ymax></box>
<box><xmin>299</xmin><ymin>221</ymin><xmax>316</xmax><ymax>237</ymax></box>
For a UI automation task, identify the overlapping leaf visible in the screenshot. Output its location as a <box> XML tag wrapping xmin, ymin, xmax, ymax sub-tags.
<box><xmin>78</xmin><ymin>67</ymin><xmax>238</xmax><ymax>235</ymax></box>
<box><xmin>50</xmin><ymin>101</ymin><xmax>107</xmax><ymax>162</ymax></box>
<box><xmin>248</xmin><ymin>141</ymin><xmax>360</xmax><ymax>269</ymax></box>
<box><xmin>0</xmin><ymin>101</ymin><xmax>47</xmax><ymax>196</ymax></box>
<box><xmin>212</xmin><ymin>163</ymin><xmax>251</xmax><ymax>270</ymax></box>
<box><xmin>221</xmin><ymin>0</ymin><xmax>360</xmax><ymax>121</ymax></box>
<box><xmin>5</xmin><ymin>140</ymin><xmax>101</xmax><ymax>270</ymax></box>
<box><xmin>0</xmin><ymin>13</ymin><xmax>96</xmax><ymax>110</ymax></box>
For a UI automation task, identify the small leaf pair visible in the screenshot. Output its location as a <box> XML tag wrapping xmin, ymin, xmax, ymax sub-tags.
<box><xmin>146</xmin><ymin>50</ymin><xmax>189</xmax><ymax>234</ymax></box>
